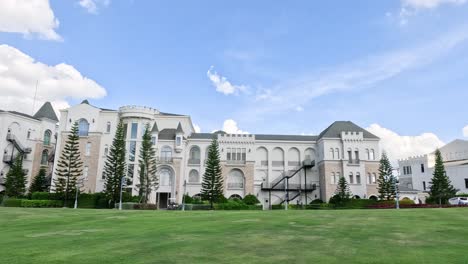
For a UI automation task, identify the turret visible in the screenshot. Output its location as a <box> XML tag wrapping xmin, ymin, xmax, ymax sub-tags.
<box><xmin>175</xmin><ymin>122</ymin><xmax>184</xmax><ymax>153</ymax></box>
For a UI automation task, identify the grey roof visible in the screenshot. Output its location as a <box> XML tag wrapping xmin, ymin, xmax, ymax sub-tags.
<box><xmin>159</xmin><ymin>129</ymin><xmax>176</xmax><ymax>140</ymax></box>
<box><xmin>151</xmin><ymin>122</ymin><xmax>159</xmax><ymax>133</ymax></box>
<box><xmin>81</xmin><ymin>99</ymin><xmax>90</xmax><ymax>105</ymax></box>
<box><xmin>160</xmin><ymin>111</ymin><xmax>184</xmax><ymax>117</ymax></box>
<box><xmin>255</xmin><ymin>134</ymin><xmax>318</xmax><ymax>141</ymax></box>
<box><xmin>175</xmin><ymin>122</ymin><xmax>184</xmax><ymax>134</ymax></box>
<box><xmin>189</xmin><ymin>133</ymin><xmax>216</xmax><ymax>140</ymax></box>
<box><xmin>318</xmin><ymin>121</ymin><xmax>378</xmax><ymax>139</ymax></box>
<box><xmin>33</xmin><ymin>102</ymin><xmax>59</xmax><ymax>122</ymax></box>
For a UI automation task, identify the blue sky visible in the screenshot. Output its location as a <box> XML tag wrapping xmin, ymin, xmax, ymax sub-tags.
<box><xmin>1</xmin><ymin>0</ymin><xmax>468</xmax><ymax>161</ymax></box>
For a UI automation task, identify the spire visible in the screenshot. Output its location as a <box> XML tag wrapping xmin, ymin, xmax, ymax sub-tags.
<box><xmin>175</xmin><ymin>122</ymin><xmax>184</xmax><ymax>134</ymax></box>
<box><xmin>81</xmin><ymin>99</ymin><xmax>90</xmax><ymax>105</ymax></box>
<box><xmin>33</xmin><ymin>102</ymin><xmax>59</xmax><ymax>122</ymax></box>
<box><xmin>151</xmin><ymin>122</ymin><xmax>159</xmax><ymax>133</ymax></box>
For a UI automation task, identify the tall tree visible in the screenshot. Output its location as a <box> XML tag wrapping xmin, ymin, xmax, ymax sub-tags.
<box><xmin>53</xmin><ymin>122</ymin><xmax>83</xmax><ymax>207</ymax></box>
<box><xmin>201</xmin><ymin>138</ymin><xmax>224</xmax><ymax>209</ymax></box>
<box><xmin>29</xmin><ymin>167</ymin><xmax>48</xmax><ymax>193</ymax></box>
<box><xmin>429</xmin><ymin>149</ymin><xmax>457</xmax><ymax>205</ymax></box>
<box><xmin>5</xmin><ymin>154</ymin><xmax>26</xmax><ymax>197</ymax></box>
<box><xmin>103</xmin><ymin>121</ymin><xmax>127</xmax><ymax>207</ymax></box>
<box><xmin>136</xmin><ymin>124</ymin><xmax>158</xmax><ymax>204</ymax></box>
<box><xmin>333</xmin><ymin>176</ymin><xmax>352</xmax><ymax>205</ymax></box>
<box><xmin>377</xmin><ymin>151</ymin><xmax>395</xmax><ymax>200</ymax></box>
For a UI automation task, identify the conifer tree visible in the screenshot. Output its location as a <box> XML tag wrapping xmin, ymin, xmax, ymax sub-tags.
<box><xmin>429</xmin><ymin>149</ymin><xmax>457</xmax><ymax>205</ymax></box>
<box><xmin>29</xmin><ymin>167</ymin><xmax>48</xmax><ymax>193</ymax></box>
<box><xmin>136</xmin><ymin>124</ymin><xmax>158</xmax><ymax>204</ymax></box>
<box><xmin>103</xmin><ymin>121</ymin><xmax>127</xmax><ymax>207</ymax></box>
<box><xmin>53</xmin><ymin>122</ymin><xmax>83</xmax><ymax>207</ymax></box>
<box><xmin>333</xmin><ymin>176</ymin><xmax>352</xmax><ymax>205</ymax></box>
<box><xmin>5</xmin><ymin>154</ymin><xmax>26</xmax><ymax>197</ymax></box>
<box><xmin>377</xmin><ymin>151</ymin><xmax>395</xmax><ymax>200</ymax></box>
<box><xmin>201</xmin><ymin>138</ymin><xmax>224</xmax><ymax>209</ymax></box>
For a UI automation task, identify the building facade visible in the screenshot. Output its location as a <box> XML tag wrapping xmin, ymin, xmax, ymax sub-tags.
<box><xmin>0</xmin><ymin>102</ymin><xmax>59</xmax><ymax>193</ymax></box>
<box><xmin>398</xmin><ymin>139</ymin><xmax>468</xmax><ymax>195</ymax></box>
<box><xmin>52</xmin><ymin>101</ymin><xmax>382</xmax><ymax>208</ymax></box>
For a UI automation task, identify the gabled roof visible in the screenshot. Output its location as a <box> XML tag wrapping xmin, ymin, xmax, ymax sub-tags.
<box><xmin>175</xmin><ymin>122</ymin><xmax>184</xmax><ymax>134</ymax></box>
<box><xmin>33</xmin><ymin>102</ymin><xmax>59</xmax><ymax>122</ymax></box>
<box><xmin>318</xmin><ymin>121</ymin><xmax>378</xmax><ymax>139</ymax></box>
<box><xmin>151</xmin><ymin>122</ymin><xmax>159</xmax><ymax>133</ymax></box>
<box><xmin>159</xmin><ymin>128</ymin><xmax>176</xmax><ymax>140</ymax></box>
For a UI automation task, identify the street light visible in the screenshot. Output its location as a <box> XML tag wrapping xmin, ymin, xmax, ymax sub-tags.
<box><xmin>394</xmin><ymin>177</ymin><xmax>400</xmax><ymax>210</ymax></box>
<box><xmin>74</xmin><ymin>177</ymin><xmax>85</xmax><ymax>209</ymax></box>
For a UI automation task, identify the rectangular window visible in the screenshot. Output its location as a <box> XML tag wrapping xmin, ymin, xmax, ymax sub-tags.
<box><xmin>372</xmin><ymin>173</ymin><xmax>376</xmax><ymax>184</ymax></box>
<box><xmin>176</xmin><ymin>136</ymin><xmax>181</xmax><ymax>146</ymax></box>
<box><xmin>123</xmin><ymin>124</ymin><xmax>128</xmax><ymax>139</ymax></box>
<box><xmin>227</xmin><ymin>148</ymin><xmax>231</xmax><ymax>160</ymax></box>
<box><xmin>106</xmin><ymin>122</ymin><xmax>111</xmax><ymax>133</ymax></box>
<box><xmin>85</xmin><ymin>142</ymin><xmax>91</xmax><ymax>156</ymax></box>
<box><xmin>127</xmin><ymin>164</ymin><xmax>134</xmax><ymax>180</ymax></box>
<box><xmin>355</xmin><ymin>151</ymin><xmax>359</xmax><ymax>163</ymax></box>
<box><xmin>349</xmin><ymin>173</ymin><xmax>354</xmax><ymax>184</ymax></box>
<box><xmin>465</xmin><ymin>179</ymin><xmax>468</xmax><ymax>189</ymax></box>
<box><xmin>356</xmin><ymin>173</ymin><xmax>361</xmax><ymax>184</ymax></box>
<box><xmin>242</xmin><ymin>148</ymin><xmax>246</xmax><ymax>161</ymax></box>
<box><xmin>331</xmin><ymin>173</ymin><xmax>336</xmax><ymax>184</ymax></box>
<box><xmin>237</xmin><ymin>148</ymin><xmax>241</xmax><ymax>161</ymax></box>
<box><xmin>368</xmin><ymin>173</ymin><xmax>372</xmax><ymax>184</ymax></box>
<box><xmin>151</xmin><ymin>136</ymin><xmax>156</xmax><ymax>145</ymax></box>
<box><xmin>129</xmin><ymin>141</ymin><xmax>136</xmax><ymax>162</ymax></box>
<box><xmin>348</xmin><ymin>151</ymin><xmax>352</xmax><ymax>163</ymax></box>
<box><xmin>423</xmin><ymin>181</ymin><xmax>426</xmax><ymax>191</ymax></box>
<box><xmin>130</xmin><ymin>123</ymin><xmax>138</xmax><ymax>139</ymax></box>
<box><xmin>83</xmin><ymin>166</ymin><xmax>89</xmax><ymax>179</ymax></box>
<box><xmin>421</xmin><ymin>164</ymin><xmax>425</xmax><ymax>173</ymax></box>
<box><xmin>104</xmin><ymin>147</ymin><xmax>108</xmax><ymax>157</ymax></box>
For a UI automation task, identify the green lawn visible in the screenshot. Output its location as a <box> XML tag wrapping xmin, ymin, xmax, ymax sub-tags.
<box><xmin>1</xmin><ymin>208</ymin><xmax>468</xmax><ymax>264</ymax></box>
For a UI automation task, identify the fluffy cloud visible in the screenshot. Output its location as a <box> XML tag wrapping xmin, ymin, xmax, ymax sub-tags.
<box><xmin>463</xmin><ymin>125</ymin><xmax>468</xmax><ymax>137</ymax></box>
<box><xmin>0</xmin><ymin>0</ymin><xmax>61</xmax><ymax>40</ymax></box>
<box><xmin>207</xmin><ymin>66</ymin><xmax>247</xmax><ymax>95</ymax></box>
<box><xmin>79</xmin><ymin>0</ymin><xmax>111</xmax><ymax>14</ymax></box>
<box><xmin>222</xmin><ymin>119</ymin><xmax>248</xmax><ymax>134</ymax></box>
<box><xmin>0</xmin><ymin>44</ymin><xmax>107</xmax><ymax>115</ymax></box>
<box><xmin>402</xmin><ymin>0</ymin><xmax>467</xmax><ymax>9</ymax></box>
<box><xmin>366</xmin><ymin>124</ymin><xmax>444</xmax><ymax>164</ymax></box>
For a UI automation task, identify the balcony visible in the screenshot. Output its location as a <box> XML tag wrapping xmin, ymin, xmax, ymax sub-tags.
<box><xmin>3</xmin><ymin>155</ymin><xmax>13</xmax><ymax>164</ymax></box>
<box><xmin>157</xmin><ymin>157</ymin><xmax>173</xmax><ymax>164</ymax></box>
<box><xmin>347</xmin><ymin>159</ymin><xmax>360</xmax><ymax>166</ymax></box>
<box><xmin>272</xmin><ymin>161</ymin><xmax>284</xmax><ymax>167</ymax></box>
<box><xmin>260</xmin><ymin>160</ymin><xmax>268</xmax><ymax>166</ymax></box>
<box><xmin>227</xmin><ymin>182</ymin><xmax>244</xmax><ymax>189</ymax></box>
<box><xmin>288</xmin><ymin>161</ymin><xmax>301</xmax><ymax>167</ymax></box>
<box><xmin>188</xmin><ymin>158</ymin><xmax>201</xmax><ymax>165</ymax></box>
<box><xmin>227</xmin><ymin>160</ymin><xmax>246</xmax><ymax>165</ymax></box>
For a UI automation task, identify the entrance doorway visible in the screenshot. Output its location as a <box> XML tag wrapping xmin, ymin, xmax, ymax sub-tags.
<box><xmin>158</xmin><ymin>193</ymin><xmax>170</xmax><ymax>209</ymax></box>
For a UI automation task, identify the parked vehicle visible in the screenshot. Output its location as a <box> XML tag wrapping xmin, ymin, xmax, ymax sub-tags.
<box><xmin>448</xmin><ymin>197</ymin><xmax>468</xmax><ymax>205</ymax></box>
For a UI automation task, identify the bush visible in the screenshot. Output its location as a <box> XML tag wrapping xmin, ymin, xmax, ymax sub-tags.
<box><xmin>399</xmin><ymin>198</ymin><xmax>415</xmax><ymax>205</ymax></box>
<box><xmin>3</xmin><ymin>198</ymin><xmax>23</xmax><ymax>207</ymax></box>
<box><xmin>191</xmin><ymin>204</ymin><xmax>213</xmax><ymax>210</ymax></box>
<box><xmin>215</xmin><ymin>195</ymin><xmax>228</xmax><ymax>204</ymax></box>
<box><xmin>31</xmin><ymin>192</ymin><xmax>52</xmax><ymax>200</ymax></box>
<box><xmin>243</xmin><ymin>194</ymin><xmax>260</xmax><ymax>205</ymax></box>
<box><xmin>121</xmin><ymin>192</ymin><xmax>140</xmax><ymax>203</ymax></box>
<box><xmin>21</xmin><ymin>200</ymin><xmax>62</xmax><ymax>208</ymax></box>
<box><xmin>272</xmin><ymin>204</ymin><xmax>285</xmax><ymax>210</ymax></box>
<box><xmin>310</xmin><ymin>199</ymin><xmax>324</xmax><ymax>204</ymax></box>
<box><xmin>133</xmin><ymin>203</ymin><xmax>157</xmax><ymax>210</ymax></box>
<box><xmin>215</xmin><ymin>199</ymin><xmax>249</xmax><ymax>210</ymax></box>
<box><xmin>183</xmin><ymin>194</ymin><xmax>193</xmax><ymax>204</ymax></box>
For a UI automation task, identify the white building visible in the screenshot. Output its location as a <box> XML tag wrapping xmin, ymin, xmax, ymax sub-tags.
<box><xmin>52</xmin><ymin>101</ymin><xmax>382</xmax><ymax>209</ymax></box>
<box><xmin>0</xmin><ymin>102</ymin><xmax>59</xmax><ymax>193</ymax></box>
<box><xmin>398</xmin><ymin>139</ymin><xmax>468</xmax><ymax>195</ymax></box>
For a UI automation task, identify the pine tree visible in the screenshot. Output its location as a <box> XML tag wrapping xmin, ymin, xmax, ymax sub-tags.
<box><xmin>29</xmin><ymin>167</ymin><xmax>48</xmax><ymax>193</ymax></box>
<box><xmin>201</xmin><ymin>138</ymin><xmax>224</xmax><ymax>209</ymax></box>
<box><xmin>5</xmin><ymin>154</ymin><xmax>26</xmax><ymax>197</ymax></box>
<box><xmin>53</xmin><ymin>122</ymin><xmax>83</xmax><ymax>207</ymax></box>
<box><xmin>136</xmin><ymin>124</ymin><xmax>158</xmax><ymax>204</ymax></box>
<box><xmin>429</xmin><ymin>149</ymin><xmax>458</xmax><ymax>206</ymax></box>
<box><xmin>103</xmin><ymin>121</ymin><xmax>127</xmax><ymax>207</ymax></box>
<box><xmin>333</xmin><ymin>176</ymin><xmax>352</xmax><ymax>205</ymax></box>
<box><xmin>377</xmin><ymin>151</ymin><xmax>395</xmax><ymax>200</ymax></box>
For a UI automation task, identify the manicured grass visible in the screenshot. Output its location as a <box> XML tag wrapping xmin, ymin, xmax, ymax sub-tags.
<box><xmin>1</xmin><ymin>208</ymin><xmax>468</xmax><ymax>264</ymax></box>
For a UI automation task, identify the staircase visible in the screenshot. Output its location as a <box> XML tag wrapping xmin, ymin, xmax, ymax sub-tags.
<box><xmin>6</xmin><ymin>133</ymin><xmax>32</xmax><ymax>154</ymax></box>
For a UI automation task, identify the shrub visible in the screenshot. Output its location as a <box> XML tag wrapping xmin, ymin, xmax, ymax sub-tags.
<box><xmin>191</xmin><ymin>197</ymin><xmax>203</xmax><ymax>204</ymax></box>
<box><xmin>243</xmin><ymin>194</ymin><xmax>260</xmax><ymax>205</ymax></box>
<box><xmin>31</xmin><ymin>192</ymin><xmax>52</xmax><ymax>200</ymax></box>
<box><xmin>121</xmin><ymin>192</ymin><xmax>140</xmax><ymax>203</ymax></box>
<box><xmin>183</xmin><ymin>194</ymin><xmax>193</xmax><ymax>204</ymax></box>
<box><xmin>3</xmin><ymin>198</ymin><xmax>23</xmax><ymax>207</ymax></box>
<box><xmin>215</xmin><ymin>195</ymin><xmax>228</xmax><ymax>204</ymax></box>
<box><xmin>456</xmin><ymin>193</ymin><xmax>468</xmax><ymax>197</ymax></box>
<box><xmin>191</xmin><ymin>204</ymin><xmax>213</xmax><ymax>210</ymax></box>
<box><xmin>215</xmin><ymin>199</ymin><xmax>249</xmax><ymax>210</ymax></box>
<box><xmin>272</xmin><ymin>204</ymin><xmax>285</xmax><ymax>210</ymax></box>
<box><xmin>21</xmin><ymin>200</ymin><xmax>62</xmax><ymax>208</ymax></box>
<box><xmin>399</xmin><ymin>198</ymin><xmax>415</xmax><ymax>205</ymax></box>
<box><xmin>310</xmin><ymin>199</ymin><xmax>324</xmax><ymax>204</ymax></box>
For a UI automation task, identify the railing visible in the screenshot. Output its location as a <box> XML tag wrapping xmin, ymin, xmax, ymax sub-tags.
<box><xmin>3</xmin><ymin>155</ymin><xmax>13</xmax><ymax>163</ymax></box>
<box><xmin>261</xmin><ymin>182</ymin><xmax>318</xmax><ymax>191</ymax></box>
<box><xmin>260</xmin><ymin>160</ymin><xmax>268</xmax><ymax>166</ymax></box>
<box><xmin>348</xmin><ymin>159</ymin><xmax>360</xmax><ymax>165</ymax></box>
<box><xmin>272</xmin><ymin>161</ymin><xmax>284</xmax><ymax>167</ymax></box>
<box><xmin>226</xmin><ymin>160</ymin><xmax>246</xmax><ymax>165</ymax></box>
<box><xmin>188</xmin><ymin>158</ymin><xmax>201</xmax><ymax>165</ymax></box>
<box><xmin>157</xmin><ymin>157</ymin><xmax>173</xmax><ymax>163</ymax></box>
<box><xmin>288</xmin><ymin>161</ymin><xmax>301</xmax><ymax>167</ymax></box>
<box><xmin>227</xmin><ymin>182</ymin><xmax>244</xmax><ymax>189</ymax></box>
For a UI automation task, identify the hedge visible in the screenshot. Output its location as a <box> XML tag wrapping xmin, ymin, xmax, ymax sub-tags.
<box><xmin>3</xmin><ymin>198</ymin><xmax>23</xmax><ymax>207</ymax></box>
<box><xmin>21</xmin><ymin>200</ymin><xmax>62</xmax><ymax>208</ymax></box>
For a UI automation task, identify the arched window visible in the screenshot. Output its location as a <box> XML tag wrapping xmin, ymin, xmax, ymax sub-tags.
<box><xmin>335</xmin><ymin>148</ymin><xmax>340</xmax><ymax>159</ymax></box>
<box><xmin>104</xmin><ymin>145</ymin><xmax>109</xmax><ymax>157</ymax></box>
<box><xmin>272</xmin><ymin>148</ymin><xmax>284</xmax><ymax>167</ymax></box>
<box><xmin>229</xmin><ymin>194</ymin><xmax>242</xmax><ymax>200</ymax></box>
<box><xmin>366</xmin><ymin>149</ymin><xmax>370</xmax><ymax>160</ymax></box>
<box><xmin>161</xmin><ymin>146</ymin><xmax>172</xmax><ymax>162</ymax></box>
<box><xmin>372</xmin><ymin>173</ymin><xmax>377</xmax><ymax>184</ymax></box>
<box><xmin>78</xmin><ymin>119</ymin><xmax>89</xmax><ymax>137</ymax></box>
<box><xmin>288</xmin><ymin>148</ymin><xmax>300</xmax><ymax>166</ymax></box>
<box><xmin>330</xmin><ymin>148</ymin><xmax>335</xmax><ymax>159</ymax></box>
<box><xmin>227</xmin><ymin>169</ymin><xmax>244</xmax><ymax>189</ymax></box>
<box><xmin>159</xmin><ymin>167</ymin><xmax>173</xmax><ymax>186</ymax></box>
<box><xmin>106</xmin><ymin>122</ymin><xmax>111</xmax><ymax>133</ymax></box>
<box><xmin>347</xmin><ymin>148</ymin><xmax>353</xmax><ymax>163</ymax></box>
<box><xmin>256</xmin><ymin>147</ymin><xmax>268</xmax><ymax>167</ymax></box>
<box><xmin>349</xmin><ymin>172</ymin><xmax>354</xmax><ymax>184</ymax></box>
<box><xmin>188</xmin><ymin>169</ymin><xmax>199</xmax><ymax>183</ymax></box>
<box><xmin>189</xmin><ymin>146</ymin><xmax>201</xmax><ymax>164</ymax></box>
<box><xmin>305</xmin><ymin>148</ymin><xmax>316</xmax><ymax>161</ymax></box>
<box><xmin>370</xmin><ymin>149</ymin><xmax>375</xmax><ymax>160</ymax></box>
<box><xmin>331</xmin><ymin>172</ymin><xmax>336</xmax><ymax>184</ymax></box>
<box><xmin>41</xmin><ymin>150</ymin><xmax>48</xmax><ymax>165</ymax></box>
<box><xmin>368</xmin><ymin>173</ymin><xmax>372</xmax><ymax>184</ymax></box>
<box><xmin>356</xmin><ymin>172</ymin><xmax>361</xmax><ymax>184</ymax></box>
<box><xmin>43</xmin><ymin>130</ymin><xmax>52</xmax><ymax>145</ymax></box>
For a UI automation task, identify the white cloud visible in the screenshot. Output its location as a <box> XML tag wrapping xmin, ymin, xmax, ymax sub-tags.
<box><xmin>248</xmin><ymin>25</ymin><xmax>468</xmax><ymax>116</ymax></box>
<box><xmin>0</xmin><ymin>44</ymin><xmax>107</xmax><ymax>115</ymax></box>
<box><xmin>397</xmin><ymin>0</ymin><xmax>467</xmax><ymax>25</ymax></box>
<box><xmin>221</xmin><ymin>119</ymin><xmax>248</xmax><ymax>134</ymax></box>
<box><xmin>79</xmin><ymin>0</ymin><xmax>111</xmax><ymax>14</ymax></box>
<box><xmin>366</xmin><ymin>124</ymin><xmax>445</xmax><ymax>164</ymax></box>
<box><xmin>463</xmin><ymin>125</ymin><xmax>468</xmax><ymax>137</ymax></box>
<box><xmin>207</xmin><ymin>66</ymin><xmax>248</xmax><ymax>95</ymax></box>
<box><xmin>193</xmin><ymin>124</ymin><xmax>201</xmax><ymax>133</ymax></box>
<box><xmin>0</xmin><ymin>0</ymin><xmax>61</xmax><ymax>41</ymax></box>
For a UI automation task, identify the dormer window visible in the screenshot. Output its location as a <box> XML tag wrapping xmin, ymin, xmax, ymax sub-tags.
<box><xmin>151</xmin><ymin>136</ymin><xmax>157</xmax><ymax>145</ymax></box>
<box><xmin>176</xmin><ymin>136</ymin><xmax>181</xmax><ymax>146</ymax></box>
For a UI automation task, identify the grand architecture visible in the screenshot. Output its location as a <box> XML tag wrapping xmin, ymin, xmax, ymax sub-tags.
<box><xmin>0</xmin><ymin>102</ymin><xmax>59</xmax><ymax>193</ymax></box>
<box><xmin>51</xmin><ymin>101</ymin><xmax>382</xmax><ymax>209</ymax></box>
<box><xmin>398</xmin><ymin>139</ymin><xmax>468</xmax><ymax>195</ymax></box>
